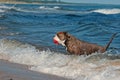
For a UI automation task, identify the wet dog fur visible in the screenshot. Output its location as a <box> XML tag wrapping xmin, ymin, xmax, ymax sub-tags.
<box><xmin>53</xmin><ymin>32</ymin><xmax>117</xmax><ymax>55</ymax></box>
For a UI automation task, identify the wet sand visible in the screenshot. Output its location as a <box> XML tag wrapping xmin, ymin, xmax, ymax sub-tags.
<box><xmin>0</xmin><ymin>60</ymin><xmax>69</xmax><ymax>80</ymax></box>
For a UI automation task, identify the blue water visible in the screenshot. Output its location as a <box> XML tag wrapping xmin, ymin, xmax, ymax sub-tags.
<box><xmin>0</xmin><ymin>3</ymin><xmax>120</xmax><ymax>80</ymax></box>
<box><xmin>0</xmin><ymin>3</ymin><xmax>120</xmax><ymax>53</ymax></box>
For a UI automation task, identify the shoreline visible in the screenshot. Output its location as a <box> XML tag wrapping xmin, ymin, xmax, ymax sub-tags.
<box><xmin>0</xmin><ymin>59</ymin><xmax>69</xmax><ymax>80</ymax></box>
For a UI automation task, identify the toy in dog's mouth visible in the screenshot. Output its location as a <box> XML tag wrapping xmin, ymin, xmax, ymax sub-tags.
<box><xmin>53</xmin><ymin>39</ymin><xmax>59</xmax><ymax>45</ymax></box>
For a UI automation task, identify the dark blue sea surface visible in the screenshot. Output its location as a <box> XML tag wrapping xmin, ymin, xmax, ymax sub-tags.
<box><xmin>0</xmin><ymin>3</ymin><xmax>120</xmax><ymax>80</ymax></box>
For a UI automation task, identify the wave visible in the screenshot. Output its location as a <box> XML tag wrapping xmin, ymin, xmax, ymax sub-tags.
<box><xmin>0</xmin><ymin>4</ymin><xmax>62</xmax><ymax>13</ymax></box>
<box><xmin>1</xmin><ymin>4</ymin><xmax>120</xmax><ymax>15</ymax></box>
<box><xmin>0</xmin><ymin>32</ymin><xmax>21</xmax><ymax>36</ymax></box>
<box><xmin>39</xmin><ymin>6</ymin><xmax>61</xmax><ymax>10</ymax></box>
<box><xmin>0</xmin><ymin>5</ymin><xmax>6</xmax><ymax>12</ymax></box>
<box><xmin>92</xmin><ymin>9</ymin><xmax>120</xmax><ymax>14</ymax></box>
<box><xmin>0</xmin><ymin>9</ymin><xmax>5</xmax><ymax>13</ymax></box>
<box><xmin>46</xmin><ymin>8</ymin><xmax>120</xmax><ymax>15</ymax></box>
<box><xmin>4</xmin><ymin>6</ymin><xmax>62</xmax><ymax>13</ymax></box>
<box><xmin>0</xmin><ymin>4</ymin><xmax>23</xmax><ymax>13</ymax></box>
<box><xmin>0</xmin><ymin>4</ymin><xmax>14</xmax><ymax>10</ymax></box>
<box><xmin>0</xmin><ymin>4</ymin><xmax>10</xmax><ymax>9</ymax></box>
<box><xmin>8</xmin><ymin>7</ymin><xmax>40</xmax><ymax>13</ymax></box>
<box><xmin>0</xmin><ymin>39</ymin><xmax>120</xmax><ymax>80</ymax></box>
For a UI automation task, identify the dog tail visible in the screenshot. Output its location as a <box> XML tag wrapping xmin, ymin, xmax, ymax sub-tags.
<box><xmin>105</xmin><ymin>33</ymin><xmax>117</xmax><ymax>51</ymax></box>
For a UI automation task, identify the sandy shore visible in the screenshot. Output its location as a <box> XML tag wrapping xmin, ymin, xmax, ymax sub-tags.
<box><xmin>0</xmin><ymin>60</ymin><xmax>69</xmax><ymax>80</ymax></box>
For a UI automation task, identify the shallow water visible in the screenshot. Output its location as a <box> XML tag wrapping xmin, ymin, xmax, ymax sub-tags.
<box><xmin>0</xmin><ymin>3</ymin><xmax>120</xmax><ymax>80</ymax></box>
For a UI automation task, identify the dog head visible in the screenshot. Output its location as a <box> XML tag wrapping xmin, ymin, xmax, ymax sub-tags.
<box><xmin>53</xmin><ymin>32</ymin><xmax>70</xmax><ymax>46</ymax></box>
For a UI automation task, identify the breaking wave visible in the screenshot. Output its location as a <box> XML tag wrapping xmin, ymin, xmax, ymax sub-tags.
<box><xmin>0</xmin><ymin>4</ymin><xmax>23</xmax><ymax>13</ymax></box>
<box><xmin>0</xmin><ymin>9</ymin><xmax>5</xmax><ymax>13</ymax></box>
<box><xmin>92</xmin><ymin>9</ymin><xmax>120</xmax><ymax>14</ymax></box>
<box><xmin>39</xmin><ymin>6</ymin><xmax>61</xmax><ymax>10</ymax></box>
<box><xmin>0</xmin><ymin>39</ymin><xmax>120</xmax><ymax>80</ymax></box>
<box><xmin>1</xmin><ymin>4</ymin><xmax>120</xmax><ymax>15</ymax></box>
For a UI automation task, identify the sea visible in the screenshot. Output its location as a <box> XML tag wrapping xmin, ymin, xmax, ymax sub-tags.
<box><xmin>0</xmin><ymin>3</ymin><xmax>120</xmax><ymax>80</ymax></box>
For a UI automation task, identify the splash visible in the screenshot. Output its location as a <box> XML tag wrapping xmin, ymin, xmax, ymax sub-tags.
<box><xmin>0</xmin><ymin>39</ymin><xmax>120</xmax><ymax>80</ymax></box>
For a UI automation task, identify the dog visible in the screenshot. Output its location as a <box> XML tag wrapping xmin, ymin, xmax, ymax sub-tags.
<box><xmin>53</xmin><ymin>32</ymin><xmax>117</xmax><ymax>55</ymax></box>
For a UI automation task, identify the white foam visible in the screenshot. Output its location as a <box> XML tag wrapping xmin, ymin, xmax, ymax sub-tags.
<box><xmin>53</xmin><ymin>6</ymin><xmax>61</xmax><ymax>9</ymax></box>
<box><xmin>0</xmin><ymin>5</ymin><xmax>13</xmax><ymax>12</ymax></box>
<box><xmin>0</xmin><ymin>5</ymin><xmax>10</xmax><ymax>9</ymax></box>
<box><xmin>0</xmin><ymin>5</ymin><xmax>11</xmax><ymax>13</ymax></box>
<box><xmin>39</xmin><ymin>6</ymin><xmax>61</xmax><ymax>10</ymax></box>
<box><xmin>0</xmin><ymin>39</ymin><xmax>120</xmax><ymax>80</ymax></box>
<box><xmin>92</xmin><ymin>9</ymin><xmax>120</xmax><ymax>14</ymax></box>
<box><xmin>0</xmin><ymin>9</ymin><xmax>5</xmax><ymax>13</ymax></box>
<box><xmin>0</xmin><ymin>4</ymin><xmax>22</xmax><ymax>13</ymax></box>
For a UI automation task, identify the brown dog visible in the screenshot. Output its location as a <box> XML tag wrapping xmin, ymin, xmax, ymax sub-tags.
<box><xmin>53</xmin><ymin>32</ymin><xmax>117</xmax><ymax>55</ymax></box>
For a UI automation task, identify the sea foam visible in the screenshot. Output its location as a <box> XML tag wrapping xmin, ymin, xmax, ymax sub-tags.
<box><xmin>0</xmin><ymin>39</ymin><xmax>120</xmax><ymax>80</ymax></box>
<box><xmin>92</xmin><ymin>9</ymin><xmax>120</xmax><ymax>14</ymax></box>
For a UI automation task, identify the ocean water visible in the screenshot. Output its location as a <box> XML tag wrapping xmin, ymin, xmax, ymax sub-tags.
<box><xmin>0</xmin><ymin>3</ymin><xmax>120</xmax><ymax>80</ymax></box>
